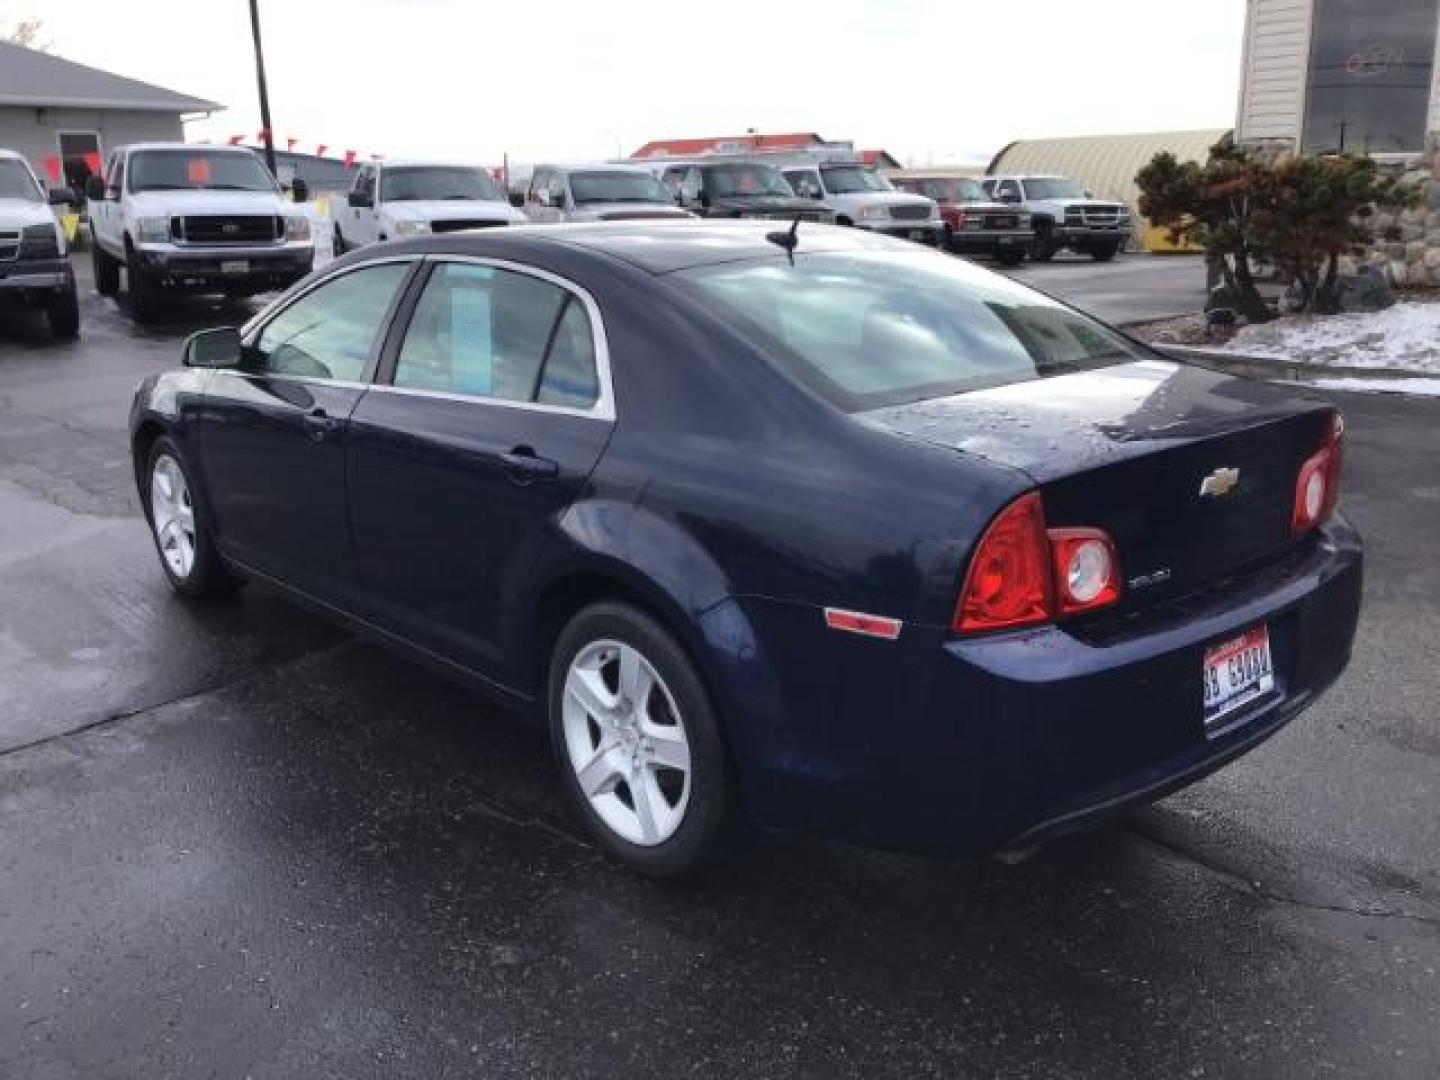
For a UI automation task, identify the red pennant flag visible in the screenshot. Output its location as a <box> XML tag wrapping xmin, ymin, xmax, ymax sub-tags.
<box><xmin>342</xmin><ymin>150</ymin><xmax>356</xmax><ymax>167</ymax></box>
<box><xmin>316</xmin><ymin>144</ymin><xmax>328</xmax><ymax>158</ymax></box>
<box><xmin>227</xmin><ymin>134</ymin><xmax>244</xmax><ymax>145</ymax></box>
<box><xmin>82</xmin><ymin>151</ymin><xmax>101</xmax><ymax>175</ymax></box>
<box><xmin>41</xmin><ymin>154</ymin><xmax>61</xmax><ymax>182</ymax></box>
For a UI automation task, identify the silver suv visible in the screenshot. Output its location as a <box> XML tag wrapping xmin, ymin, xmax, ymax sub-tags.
<box><xmin>983</xmin><ymin>175</ymin><xmax>1130</xmax><ymax>262</ymax></box>
<box><xmin>525</xmin><ymin>165</ymin><xmax>693</xmax><ymax>222</ymax></box>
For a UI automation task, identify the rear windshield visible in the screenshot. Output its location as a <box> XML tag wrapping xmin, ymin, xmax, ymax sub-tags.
<box><xmin>675</xmin><ymin>252</ymin><xmax>1147</xmax><ymax>410</ymax></box>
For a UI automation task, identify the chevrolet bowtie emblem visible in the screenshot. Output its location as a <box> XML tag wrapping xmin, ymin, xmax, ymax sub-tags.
<box><xmin>1199</xmin><ymin>467</ymin><xmax>1241</xmax><ymax>498</ymax></box>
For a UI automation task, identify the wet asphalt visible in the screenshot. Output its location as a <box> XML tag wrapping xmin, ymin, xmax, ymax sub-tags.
<box><xmin>0</xmin><ymin>254</ymin><xmax>1437</xmax><ymax>1079</ymax></box>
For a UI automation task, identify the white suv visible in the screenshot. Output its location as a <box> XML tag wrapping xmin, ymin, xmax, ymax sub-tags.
<box><xmin>88</xmin><ymin>143</ymin><xmax>313</xmax><ymax>323</ymax></box>
<box><xmin>983</xmin><ymin>175</ymin><xmax>1131</xmax><ymax>262</ymax></box>
<box><xmin>0</xmin><ymin>149</ymin><xmax>79</xmax><ymax>338</ymax></box>
<box><xmin>782</xmin><ymin>162</ymin><xmax>943</xmax><ymax>246</ymax></box>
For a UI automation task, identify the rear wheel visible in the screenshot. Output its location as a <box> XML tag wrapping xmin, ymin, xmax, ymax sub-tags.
<box><xmin>93</xmin><ymin>244</ymin><xmax>120</xmax><ymax>297</ymax></box>
<box><xmin>45</xmin><ymin>279</ymin><xmax>80</xmax><ymax>339</ymax></box>
<box><xmin>145</xmin><ymin>436</ymin><xmax>240</xmax><ymax>599</ymax></box>
<box><xmin>548</xmin><ymin>602</ymin><xmax>741</xmax><ymax>877</ymax></box>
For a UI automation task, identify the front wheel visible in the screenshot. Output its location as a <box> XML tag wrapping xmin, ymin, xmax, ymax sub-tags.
<box><xmin>126</xmin><ymin>247</ymin><xmax>162</xmax><ymax>323</ymax></box>
<box><xmin>1089</xmin><ymin>242</ymin><xmax>1120</xmax><ymax>262</ymax></box>
<box><xmin>548</xmin><ymin>602</ymin><xmax>741</xmax><ymax>877</ymax></box>
<box><xmin>145</xmin><ymin>437</ymin><xmax>241</xmax><ymax>599</ymax></box>
<box><xmin>1030</xmin><ymin>223</ymin><xmax>1057</xmax><ymax>262</ymax></box>
<box><xmin>93</xmin><ymin>244</ymin><xmax>120</xmax><ymax>297</ymax></box>
<box><xmin>45</xmin><ymin>280</ymin><xmax>80</xmax><ymax>339</ymax></box>
<box><xmin>332</xmin><ymin>225</ymin><xmax>346</xmax><ymax>256</ymax></box>
<box><xmin>994</xmin><ymin>246</ymin><xmax>1025</xmax><ymax>267</ymax></box>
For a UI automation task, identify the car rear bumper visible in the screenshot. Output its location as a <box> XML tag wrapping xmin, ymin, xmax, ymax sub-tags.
<box><xmin>729</xmin><ymin>516</ymin><xmax>1362</xmax><ymax>857</ymax></box>
<box><xmin>133</xmin><ymin>242</ymin><xmax>314</xmax><ymax>292</ymax></box>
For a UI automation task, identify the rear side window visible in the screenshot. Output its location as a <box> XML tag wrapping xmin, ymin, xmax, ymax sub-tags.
<box><xmin>393</xmin><ymin>262</ymin><xmax>600</xmax><ymax>408</ymax></box>
<box><xmin>677</xmin><ymin>252</ymin><xmax>1147</xmax><ymax>411</ymax></box>
<box><xmin>250</xmin><ymin>263</ymin><xmax>410</xmax><ymax>381</ymax></box>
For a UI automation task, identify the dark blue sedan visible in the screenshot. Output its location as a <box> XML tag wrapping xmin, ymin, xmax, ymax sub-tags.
<box><xmin>130</xmin><ymin>223</ymin><xmax>1362</xmax><ymax>876</ymax></box>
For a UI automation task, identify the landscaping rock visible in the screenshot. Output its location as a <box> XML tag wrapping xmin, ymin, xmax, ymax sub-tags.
<box><xmin>1339</xmin><ymin>265</ymin><xmax>1395</xmax><ymax>311</ymax></box>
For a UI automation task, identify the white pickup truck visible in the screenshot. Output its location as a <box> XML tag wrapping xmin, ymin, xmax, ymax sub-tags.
<box><xmin>781</xmin><ymin>162</ymin><xmax>943</xmax><ymax>246</ymax></box>
<box><xmin>0</xmin><ymin>149</ymin><xmax>79</xmax><ymax>339</ymax></box>
<box><xmin>87</xmin><ymin>142</ymin><xmax>314</xmax><ymax>323</ymax></box>
<box><xmin>331</xmin><ymin>160</ymin><xmax>527</xmax><ymax>253</ymax></box>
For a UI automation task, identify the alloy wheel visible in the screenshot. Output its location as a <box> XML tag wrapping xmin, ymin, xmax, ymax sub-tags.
<box><xmin>150</xmin><ymin>454</ymin><xmax>196</xmax><ymax>579</ymax></box>
<box><xmin>561</xmin><ymin>639</ymin><xmax>692</xmax><ymax>846</ymax></box>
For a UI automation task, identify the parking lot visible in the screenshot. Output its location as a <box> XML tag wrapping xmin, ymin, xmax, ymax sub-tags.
<box><xmin>1</xmin><ymin>254</ymin><xmax>1438</xmax><ymax>1078</ymax></box>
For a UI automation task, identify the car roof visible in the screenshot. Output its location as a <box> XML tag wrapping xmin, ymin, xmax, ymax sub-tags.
<box><xmin>535</xmin><ymin>163</ymin><xmax>658</xmax><ymax>175</ymax></box>
<box><xmin>376</xmin><ymin>159</ymin><xmax>489</xmax><ymax>170</ymax></box>
<box><xmin>363</xmin><ymin>220</ymin><xmax>914</xmax><ymax>276</ymax></box>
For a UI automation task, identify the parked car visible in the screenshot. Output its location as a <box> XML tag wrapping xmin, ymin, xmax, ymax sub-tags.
<box><xmin>332</xmin><ymin>160</ymin><xmax>527</xmax><ymax>253</ymax></box>
<box><xmin>0</xmin><ymin>149</ymin><xmax>79</xmax><ymax>339</ymax></box>
<box><xmin>660</xmin><ymin>162</ymin><xmax>832</xmax><ymax>222</ymax></box>
<box><xmin>525</xmin><ymin>164</ymin><xmax>694</xmax><ymax>222</ymax></box>
<box><xmin>131</xmin><ymin>223</ymin><xmax>1362</xmax><ymax>878</ymax></box>
<box><xmin>87</xmin><ymin>143</ymin><xmax>314</xmax><ymax>323</ymax></box>
<box><xmin>982</xmin><ymin>175</ymin><xmax>1130</xmax><ymax>262</ymax></box>
<box><xmin>889</xmin><ymin>173</ymin><xmax>1033</xmax><ymax>265</ymax></box>
<box><xmin>781</xmin><ymin>162</ymin><xmax>942</xmax><ymax>246</ymax></box>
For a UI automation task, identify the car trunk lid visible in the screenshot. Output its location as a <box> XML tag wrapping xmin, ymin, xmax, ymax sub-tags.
<box><xmin>861</xmin><ymin>360</ymin><xmax>1336</xmax><ymax>608</ymax></box>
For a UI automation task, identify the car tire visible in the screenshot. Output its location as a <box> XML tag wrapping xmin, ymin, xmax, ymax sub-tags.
<box><xmin>144</xmin><ymin>436</ymin><xmax>241</xmax><ymax>600</ymax></box>
<box><xmin>1089</xmin><ymin>243</ymin><xmax>1120</xmax><ymax>263</ymax></box>
<box><xmin>548</xmin><ymin>601</ymin><xmax>742</xmax><ymax>878</ymax></box>
<box><xmin>93</xmin><ymin>244</ymin><xmax>120</xmax><ymax>297</ymax></box>
<box><xmin>994</xmin><ymin>246</ymin><xmax>1025</xmax><ymax>267</ymax></box>
<box><xmin>1030</xmin><ymin>222</ymin><xmax>1057</xmax><ymax>262</ymax></box>
<box><xmin>45</xmin><ymin>280</ymin><xmax>80</xmax><ymax>340</ymax></box>
<box><xmin>332</xmin><ymin>226</ymin><xmax>346</xmax><ymax>256</ymax></box>
<box><xmin>126</xmin><ymin>245</ymin><xmax>162</xmax><ymax>324</ymax></box>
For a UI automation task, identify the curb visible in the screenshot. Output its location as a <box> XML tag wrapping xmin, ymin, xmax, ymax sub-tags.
<box><xmin>1154</xmin><ymin>344</ymin><xmax>1424</xmax><ymax>383</ymax></box>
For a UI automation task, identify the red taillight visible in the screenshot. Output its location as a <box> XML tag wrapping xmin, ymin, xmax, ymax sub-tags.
<box><xmin>954</xmin><ymin>494</ymin><xmax>1122</xmax><ymax>635</ymax></box>
<box><xmin>1049</xmin><ymin>528</ymin><xmax>1121</xmax><ymax>615</ymax></box>
<box><xmin>954</xmin><ymin>492</ymin><xmax>1052</xmax><ymax>633</ymax></box>
<box><xmin>1292</xmin><ymin>412</ymin><xmax>1344</xmax><ymax>536</ymax></box>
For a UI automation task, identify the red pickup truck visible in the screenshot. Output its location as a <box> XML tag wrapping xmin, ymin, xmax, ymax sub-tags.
<box><xmin>889</xmin><ymin>172</ymin><xmax>1034</xmax><ymax>266</ymax></box>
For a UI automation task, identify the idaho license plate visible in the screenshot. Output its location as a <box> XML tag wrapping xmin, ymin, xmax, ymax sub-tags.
<box><xmin>1202</xmin><ymin>625</ymin><xmax>1274</xmax><ymax>730</ymax></box>
<box><xmin>220</xmin><ymin>260</ymin><xmax>249</xmax><ymax>275</ymax></box>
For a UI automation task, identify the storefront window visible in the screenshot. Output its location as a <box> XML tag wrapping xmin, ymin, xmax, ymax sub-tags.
<box><xmin>1302</xmin><ymin>0</ymin><xmax>1439</xmax><ymax>154</ymax></box>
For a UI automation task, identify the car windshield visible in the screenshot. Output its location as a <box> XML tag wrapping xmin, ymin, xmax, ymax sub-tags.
<box><xmin>128</xmin><ymin>150</ymin><xmax>277</xmax><ymax>193</ymax></box>
<box><xmin>0</xmin><ymin>159</ymin><xmax>42</xmax><ymax>202</ymax></box>
<box><xmin>705</xmin><ymin>165</ymin><xmax>794</xmax><ymax>198</ymax></box>
<box><xmin>382</xmin><ymin>166</ymin><xmax>503</xmax><ymax>202</ymax></box>
<box><xmin>676</xmin><ymin>252</ymin><xmax>1145</xmax><ymax>411</ymax></box>
<box><xmin>821</xmin><ymin>165</ymin><xmax>891</xmax><ymax>194</ymax></box>
<box><xmin>569</xmin><ymin>170</ymin><xmax>671</xmax><ymax>205</ymax></box>
<box><xmin>1023</xmin><ymin>177</ymin><xmax>1087</xmax><ymax>200</ymax></box>
<box><xmin>907</xmin><ymin>178</ymin><xmax>987</xmax><ymax>202</ymax></box>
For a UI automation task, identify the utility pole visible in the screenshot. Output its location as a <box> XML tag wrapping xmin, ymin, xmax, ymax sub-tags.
<box><xmin>248</xmin><ymin>0</ymin><xmax>277</xmax><ymax>176</ymax></box>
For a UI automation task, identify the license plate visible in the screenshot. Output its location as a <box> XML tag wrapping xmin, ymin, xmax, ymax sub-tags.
<box><xmin>220</xmin><ymin>260</ymin><xmax>249</xmax><ymax>275</ymax></box>
<box><xmin>909</xmin><ymin>229</ymin><xmax>929</xmax><ymax>241</ymax></box>
<box><xmin>1202</xmin><ymin>625</ymin><xmax>1275</xmax><ymax>730</ymax></box>
<box><xmin>991</xmin><ymin>217</ymin><xmax>1016</xmax><ymax>229</ymax></box>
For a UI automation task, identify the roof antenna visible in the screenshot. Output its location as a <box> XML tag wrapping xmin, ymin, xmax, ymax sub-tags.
<box><xmin>766</xmin><ymin>214</ymin><xmax>801</xmax><ymax>265</ymax></box>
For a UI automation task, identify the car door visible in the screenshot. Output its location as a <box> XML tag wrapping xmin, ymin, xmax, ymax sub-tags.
<box><xmin>346</xmin><ymin>257</ymin><xmax>614</xmax><ymax>681</ymax></box>
<box><xmin>94</xmin><ymin>152</ymin><xmax>122</xmax><ymax>252</ymax></box>
<box><xmin>197</xmin><ymin>258</ymin><xmax>417</xmax><ymax>606</ymax></box>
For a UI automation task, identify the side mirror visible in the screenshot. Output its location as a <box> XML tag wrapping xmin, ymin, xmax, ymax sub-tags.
<box><xmin>84</xmin><ymin>175</ymin><xmax>106</xmax><ymax>201</ymax></box>
<box><xmin>291</xmin><ymin>177</ymin><xmax>309</xmax><ymax>203</ymax></box>
<box><xmin>348</xmin><ymin>191</ymin><xmax>373</xmax><ymax>209</ymax></box>
<box><xmin>509</xmin><ymin>191</ymin><xmax>525</xmax><ymax>208</ymax></box>
<box><xmin>48</xmin><ymin>187</ymin><xmax>77</xmax><ymax>206</ymax></box>
<box><xmin>183</xmin><ymin>327</ymin><xmax>243</xmax><ymax>369</ymax></box>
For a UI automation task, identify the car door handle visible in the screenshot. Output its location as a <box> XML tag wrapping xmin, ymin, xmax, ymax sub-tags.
<box><xmin>500</xmin><ymin>446</ymin><xmax>559</xmax><ymax>483</ymax></box>
<box><xmin>302</xmin><ymin>408</ymin><xmax>345</xmax><ymax>442</ymax></box>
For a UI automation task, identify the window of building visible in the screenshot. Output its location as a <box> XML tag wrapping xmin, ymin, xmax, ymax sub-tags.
<box><xmin>1302</xmin><ymin>0</ymin><xmax>1440</xmax><ymax>154</ymax></box>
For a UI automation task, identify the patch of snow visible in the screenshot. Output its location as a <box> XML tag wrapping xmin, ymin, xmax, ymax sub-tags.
<box><xmin>1311</xmin><ymin>376</ymin><xmax>1440</xmax><ymax>397</ymax></box>
<box><xmin>1225</xmin><ymin>302</ymin><xmax>1440</xmax><ymax>374</ymax></box>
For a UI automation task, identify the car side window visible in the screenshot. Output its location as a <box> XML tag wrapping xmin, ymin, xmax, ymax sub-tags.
<box><xmin>679</xmin><ymin>168</ymin><xmax>702</xmax><ymax>202</ymax></box>
<box><xmin>106</xmin><ymin>153</ymin><xmax>124</xmax><ymax>195</ymax></box>
<box><xmin>528</xmin><ymin>168</ymin><xmax>547</xmax><ymax>202</ymax></box>
<box><xmin>249</xmin><ymin>263</ymin><xmax>410</xmax><ymax>381</ymax></box>
<box><xmin>393</xmin><ymin>263</ymin><xmax>599</xmax><ymax>409</ymax></box>
<box><xmin>997</xmin><ymin>179</ymin><xmax>1020</xmax><ymax>201</ymax></box>
<box><xmin>787</xmin><ymin>170</ymin><xmax>822</xmax><ymax>198</ymax></box>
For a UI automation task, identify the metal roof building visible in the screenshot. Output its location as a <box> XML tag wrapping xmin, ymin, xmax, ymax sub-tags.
<box><xmin>0</xmin><ymin>40</ymin><xmax>219</xmax><ymax>192</ymax></box>
<box><xmin>987</xmin><ymin>129</ymin><xmax>1231</xmax><ymax>216</ymax></box>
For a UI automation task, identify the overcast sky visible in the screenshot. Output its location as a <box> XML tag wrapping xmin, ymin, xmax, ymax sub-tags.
<box><xmin>9</xmin><ymin>0</ymin><xmax>1247</xmax><ymax>166</ymax></box>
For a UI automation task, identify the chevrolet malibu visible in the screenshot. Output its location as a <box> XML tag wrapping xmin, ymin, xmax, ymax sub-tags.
<box><xmin>129</xmin><ymin>223</ymin><xmax>1362</xmax><ymax>877</ymax></box>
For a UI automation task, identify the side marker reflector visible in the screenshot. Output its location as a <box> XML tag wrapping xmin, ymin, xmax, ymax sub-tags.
<box><xmin>824</xmin><ymin>608</ymin><xmax>903</xmax><ymax>640</ymax></box>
